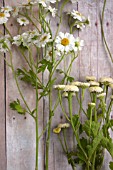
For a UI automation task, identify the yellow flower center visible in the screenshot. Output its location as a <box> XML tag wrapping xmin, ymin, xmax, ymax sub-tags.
<box><xmin>49</xmin><ymin>51</ymin><xmax>52</xmax><ymax>57</ymax></box>
<box><xmin>41</xmin><ymin>36</ymin><xmax>47</xmax><ymax>42</ymax></box>
<box><xmin>0</xmin><ymin>13</ymin><xmax>5</xmax><ymax>17</ymax></box>
<box><xmin>61</xmin><ymin>38</ymin><xmax>69</xmax><ymax>46</ymax></box>
<box><xmin>4</xmin><ymin>8</ymin><xmax>8</xmax><ymax>10</ymax></box>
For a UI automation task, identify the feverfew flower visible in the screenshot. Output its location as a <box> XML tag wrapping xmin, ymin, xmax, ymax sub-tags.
<box><xmin>89</xmin><ymin>81</ymin><xmax>99</xmax><ymax>87</ymax></box>
<box><xmin>70</xmin><ymin>10</ymin><xmax>85</xmax><ymax>21</ymax></box>
<box><xmin>34</xmin><ymin>33</ymin><xmax>52</xmax><ymax>48</ymax></box>
<box><xmin>97</xmin><ymin>93</ymin><xmax>106</xmax><ymax>99</ymax></box>
<box><xmin>53</xmin><ymin>85</ymin><xmax>66</xmax><ymax>90</ymax></box>
<box><xmin>62</xmin><ymin>91</ymin><xmax>75</xmax><ymax>97</ymax></box>
<box><xmin>0</xmin><ymin>12</ymin><xmax>10</xmax><ymax>24</ymax></box>
<box><xmin>47</xmin><ymin>6</ymin><xmax>57</xmax><ymax>17</ymax></box>
<box><xmin>58</xmin><ymin>123</ymin><xmax>70</xmax><ymax>128</ymax></box>
<box><xmin>64</xmin><ymin>85</ymin><xmax>79</xmax><ymax>92</ymax></box>
<box><xmin>17</xmin><ymin>17</ymin><xmax>29</xmax><ymax>26</ymax></box>
<box><xmin>0</xmin><ymin>35</ymin><xmax>11</xmax><ymax>53</ymax></box>
<box><xmin>12</xmin><ymin>7</ymin><xmax>20</xmax><ymax>17</ymax></box>
<box><xmin>37</xmin><ymin>0</ymin><xmax>56</xmax><ymax>7</ymax></box>
<box><xmin>89</xmin><ymin>86</ymin><xmax>103</xmax><ymax>93</ymax></box>
<box><xmin>74</xmin><ymin>37</ymin><xmax>84</xmax><ymax>52</ymax></box>
<box><xmin>1</xmin><ymin>6</ymin><xmax>13</xmax><ymax>13</ymax></box>
<box><xmin>71</xmin><ymin>81</ymin><xmax>90</xmax><ymax>88</ymax></box>
<box><xmin>86</xmin><ymin>76</ymin><xmax>96</xmax><ymax>82</ymax></box>
<box><xmin>55</xmin><ymin>32</ymin><xmax>75</xmax><ymax>54</ymax></box>
<box><xmin>99</xmin><ymin>77</ymin><xmax>113</xmax><ymax>85</ymax></box>
<box><xmin>88</xmin><ymin>102</ymin><xmax>96</xmax><ymax>109</ymax></box>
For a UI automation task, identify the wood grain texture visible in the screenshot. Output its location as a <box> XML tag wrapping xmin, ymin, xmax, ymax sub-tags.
<box><xmin>0</xmin><ymin>0</ymin><xmax>113</xmax><ymax>170</ymax></box>
<box><xmin>4</xmin><ymin>1</ymin><xmax>44</xmax><ymax>170</ymax></box>
<box><xmin>0</xmin><ymin>0</ymin><xmax>7</xmax><ymax>169</ymax></box>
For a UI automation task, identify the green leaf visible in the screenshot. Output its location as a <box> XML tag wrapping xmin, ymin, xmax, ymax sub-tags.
<box><xmin>66</xmin><ymin>76</ymin><xmax>74</xmax><ymax>83</ymax></box>
<box><xmin>72</xmin><ymin>114</ymin><xmax>80</xmax><ymax>130</ymax></box>
<box><xmin>87</xmin><ymin>131</ymin><xmax>103</xmax><ymax>159</ymax></box>
<box><xmin>101</xmin><ymin>137</ymin><xmax>113</xmax><ymax>157</ymax></box>
<box><xmin>109</xmin><ymin>162</ymin><xmax>113</xmax><ymax>170</ymax></box>
<box><xmin>10</xmin><ymin>99</ymin><xmax>26</xmax><ymax>115</ymax></box>
<box><xmin>16</xmin><ymin>68</ymin><xmax>42</xmax><ymax>88</ymax></box>
<box><xmin>38</xmin><ymin>59</ymin><xmax>53</xmax><ymax>73</ymax></box>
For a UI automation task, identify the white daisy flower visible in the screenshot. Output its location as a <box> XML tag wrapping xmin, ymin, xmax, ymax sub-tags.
<box><xmin>17</xmin><ymin>17</ymin><xmax>29</xmax><ymax>26</ymax></box>
<box><xmin>37</xmin><ymin>0</ymin><xmax>56</xmax><ymax>7</ymax></box>
<box><xmin>1</xmin><ymin>6</ymin><xmax>13</xmax><ymax>13</ymax></box>
<box><xmin>64</xmin><ymin>85</ymin><xmax>79</xmax><ymax>92</ymax></box>
<box><xmin>12</xmin><ymin>7</ymin><xmax>20</xmax><ymax>17</ymax></box>
<box><xmin>70</xmin><ymin>10</ymin><xmax>85</xmax><ymax>21</ymax></box>
<box><xmin>58</xmin><ymin>123</ymin><xmax>70</xmax><ymax>128</ymax></box>
<box><xmin>0</xmin><ymin>35</ymin><xmax>11</xmax><ymax>53</ymax></box>
<box><xmin>55</xmin><ymin>32</ymin><xmax>75</xmax><ymax>54</ymax></box>
<box><xmin>34</xmin><ymin>33</ymin><xmax>52</xmax><ymax>48</ymax></box>
<box><xmin>53</xmin><ymin>85</ymin><xmax>66</xmax><ymax>90</ymax></box>
<box><xmin>12</xmin><ymin>35</ymin><xmax>23</xmax><ymax>46</ymax></box>
<box><xmin>86</xmin><ymin>76</ymin><xmax>96</xmax><ymax>82</ymax></box>
<box><xmin>47</xmin><ymin>6</ymin><xmax>57</xmax><ymax>17</ymax></box>
<box><xmin>0</xmin><ymin>12</ymin><xmax>10</xmax><ymax>24</ymax></box>
<box><xmin>89</xmin><ymin>86</ymin><xmax>103</xmax><ymax>93</ymax></box>
<box><xmin>74</xmin><ymin>37</ymin><xmax>84</xmax><ymax>51</ymax></box>
<box><xmin>99</xmin><ymin>77</ymin><xmax>113</xmax><ymax>85</ymax></box>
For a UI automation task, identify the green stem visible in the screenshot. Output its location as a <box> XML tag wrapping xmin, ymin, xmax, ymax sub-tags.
<box><xmin>68</xmin><ymin>92</ymin><xmax>88</xmax><ymax>161</ymax></box>
<box><xmin>35</xmin><ymin>60</ymin><xmax>39</xmax><ymax>170</ymax></box>
<box><xmin>63</xmin><ymin>129</ymin><xmax>68</xmax><ymax>152</ymax></box>
<box><xmin>92</xmin><ymin>93</ymin><xmax>97</xmax><ymax>122</ymax></box>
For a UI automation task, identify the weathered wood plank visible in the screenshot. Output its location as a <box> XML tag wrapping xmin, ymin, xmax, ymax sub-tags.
<box><xmin>0</xmin><ymin>0</ymin><xmax>7</xmax><ymax>169</ymax></box>
<box><xmin>5</xmin><ymin>0</ymin><xmax>44</xmax><ymax>170</ymax></box>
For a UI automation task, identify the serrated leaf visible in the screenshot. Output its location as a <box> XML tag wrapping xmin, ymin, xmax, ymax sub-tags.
<box><xmin>87</xmin><ymin>131</ymin><xmax>103</xmax><ymax>159</ymax></box>
<box><xmin>101</xmin><ymin>137</ymin><xmax>113</xmax><ymax>157</ymax></box>
<box><xmin>16</xmin><ymin>68</ymin><xmax>42</xmax><ymax>88</ymax></box>
<box><xmin>109</xmin><ymin>162</ymin><xmax>113</xmax><ymax>170</ymax></box>
<box><xmin>10</xmin><ymin>99</ymin><xmax>26</xmax><ymax>115</ymax></box>
<box><xmin>38</xmin><ymin>59</ymin><xmax>53</xmax><ymax>73</ymax></box>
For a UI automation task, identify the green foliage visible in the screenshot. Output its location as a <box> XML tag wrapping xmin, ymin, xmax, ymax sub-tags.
<box><xmin>16</xmin><ymin>68</ymin><xmax>43</xmax><ymax>88</ymax></box>
<box><xmin>72</xmin><ymin>114</ymin><xmax>80</xmax><ymax>130</ymax></box>
<box><xmin>10</xmin><ymin>99</ymin><xmax>26</xmax><ymax>115</ymax></box>
<box><xmin>101</xmin><ymin>137</ymin><xmax>113</xmax><ymax>157</ymax></box>
<box><xmin>109</xmin><ymin>162</ymin><xmax>113</xmax><ymax>170</ymax></box>
<box><xmin>38</xmin><ymin>59</ymin><xmax>53</xmax><ymax>73</ymax></box>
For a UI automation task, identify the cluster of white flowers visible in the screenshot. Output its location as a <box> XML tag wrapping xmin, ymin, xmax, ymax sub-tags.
<box><xmin>0</xmin><ymin>35</ymin><xmax>11</xmax><ymax>52</ymax></box>
<box><xmin>13</xmin><ymin>30</ymin><xmax>52</xmax><ymax>48</ymax></box>
<box><xmin>55</xmin><ymin>32</ymin><xmax>84</xmax><ymax>54</ymax></box>
<box><xmin>0</xmin><ymin>6</ymin><xmax>12</xmax><ymax>24</ymax></box>
<box><xmin>68</xmin><ymin>10</ymin><xmax>90</xmax><ymax>30</ymax></box>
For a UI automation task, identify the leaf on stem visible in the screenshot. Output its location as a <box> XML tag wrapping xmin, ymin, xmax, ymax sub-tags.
<box><xmin>10</xmin><ymin>99</ymin><xmax>26</xmax><ymax>115</ymax></box>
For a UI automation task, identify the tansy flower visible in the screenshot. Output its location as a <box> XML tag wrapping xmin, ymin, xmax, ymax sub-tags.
<box><xmin>86</xmin><ymin>76</ymin><xmax>96</xmax><ymax>82</ymax></box>
<box><xmin>89</xmin><ymin>86</ymin><xmax>103</xmax><ymax>93</ymax></box>
<box><xmin>53</xmin><ymin>127</ymin><xmax>61</xmax><ymax>134</ymax></box>
<box><xmin>17</xmin><ymin>17</ymin><xmax>29</xmax><ymax>26</ymax></box>
<box><xmin>64</xmin><ymin>85</ymin><xmax>79</xmax><ymax>92</ymax></box>
<box><xmin>34</xmin><ymin>33</ymin><xmax>52</xmax><ymax>48</ymax></box>
<box><xmin>55</xmin><ymin>32</ymin><xmax>75</xmax><ymax>54</ymax></box>
<box><xmin>0</xmin><ymin>35</ymin><xmax>11</xmax><ymax>53</ymax></box>
<box><xmin>53</xmin><ymin>85</ymin><xmax>66</xmax><ymax>90</ymax></box>
<box><xmin>88</xmin><ymin>102</ymin><xmax>96</xmax><ymax>109</ymax></box>
<box><xmin>0</xmin><ymin>12</ymin><xmax>10</xmax><ymax>24</ymax></box>
<box><xmin>71</xmin><ymin>81</ymin><xmax>90</xmax><ymax>88</ymax></box>
<box><xmin>58</xmin><ymin>123</ymin><xmax>70</xmax><ymax>128</ymax></box>
<box><xmin>47</xmin><ymin>6</ymin><xmax>57</xmax><ymax>17</ymax></box>
<box><xmin>89</xmin><ymin>81</ymin><xmax>99</xmax><ymax>87</ymax></box>
<box><xmin>99</xmin><ymin>77</ymin><xmax>113</xmax><ymax>85</ymax></box>
<box><xmin>1</xmin><ymin>6</ymin><xmax>13</xmax><ymax>13</ymax></box>
<box><xmin>74</xmin><ymin>37</ymin><xmax>84</xmax><ymax>51</ymax></box>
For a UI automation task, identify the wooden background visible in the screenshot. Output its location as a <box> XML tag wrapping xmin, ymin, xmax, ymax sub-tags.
<box><xmin>0</xmin><ymin>0</ymin><xmax>113</xmax><ymax>170</ymax></box>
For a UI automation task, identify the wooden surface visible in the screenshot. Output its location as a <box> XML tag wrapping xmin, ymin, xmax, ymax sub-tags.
<box><xmin>0</xmin><ymin>0</ymin><xmax>113</xmax><ymax>170</ymax></box>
